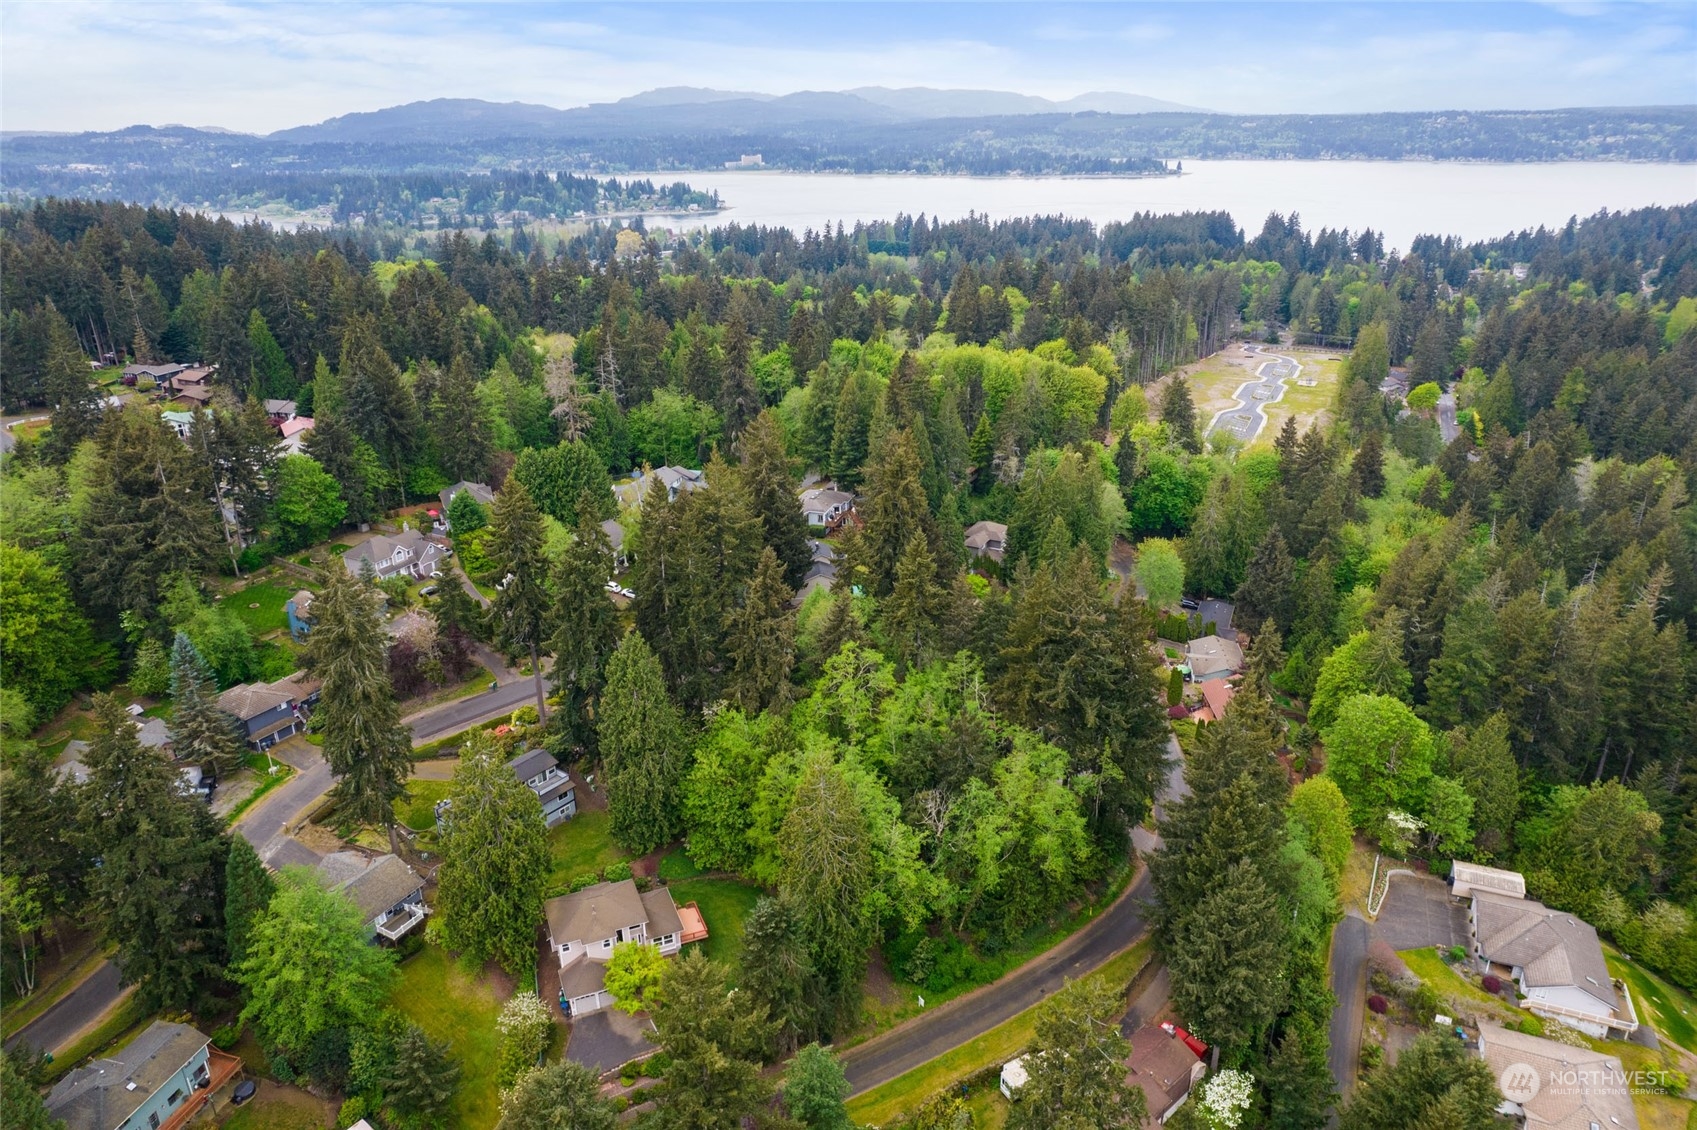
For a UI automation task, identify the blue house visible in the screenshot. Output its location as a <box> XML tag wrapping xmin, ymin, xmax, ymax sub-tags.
<box><xmin>285</xmin><ymin>589</ymin><xmax>314</xmax><ymax>639</ymax></box>
<box><xmin>216</xmin><ymin>672</ymin><xmax>321</xmax><ymax>751</ymax></box>
<box><xmin>46</xmin><ymin>1021</ymin><xmax>226</xmax><ymax>1130</ymax></box>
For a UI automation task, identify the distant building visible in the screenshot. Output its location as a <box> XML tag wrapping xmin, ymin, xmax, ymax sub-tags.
<box><xmin>964</xmin><ymin>521</ymin><xmax>1008</xmax><ymax>563</ymax></box>
<box><xmin>614</xmin><ymin>465</ymin><xmax>707</xmax><ymax>509</ymax></box>
<box><xmin>723</xmin><ymin>154</ymin><xmax>764</xmax><ymax>169</ymax></box>
<box><xmin>161</xmin><ymin>410</ymin><xmax>196</xmax><ymax>438</ymax></box>
<box><xmin>1185</xmin><ymin>635</ymin><xmax>1243</xmax><ymax>683</ymax></box>
<box><xmin>343</xmin><ymin>529</ymin><xmax>446</xmax><ymax>581</ymax></box>
<box><xmin>263</xmin><ymin>399</ymin><xmax>297</xmax><ymax>420</ymax></box>
<box><xmin>217</xmin><ymin>671</ymin><xmax>321</xmax><ymax>751</ymax></box>
<box><xmin>279</xmin><ymin>416</ymin><xmax>315</xmax><ymax>454</ymax></box>
<box><xmin>508</xmin><ymin>748</ymin><xmax>579</xmax><ymax>827</ymax></box>
<box><xmin>439</xmin><ymin>481</ymin><xmax>495</xmax><ymax>511</ymax></box>
<box><xmin>600</xmin><ymin>518</ymin><xmax>630</xmax><ymax>571</ymax></box>
<box><xmin>799</xmin><ymin>487</ymin><xmax>855</xmax><ymax>529</ymax></box>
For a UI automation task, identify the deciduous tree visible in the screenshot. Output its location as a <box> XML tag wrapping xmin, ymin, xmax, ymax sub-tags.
<box><xmin>604</xmin><ymin>940</ymin><xmax>669</xmax><ymax>1014</ymax></box>
<box><xmin>783</xmin><ymin>1043</ymin><xmax>852</xmax><ymax>1130</ymax></box>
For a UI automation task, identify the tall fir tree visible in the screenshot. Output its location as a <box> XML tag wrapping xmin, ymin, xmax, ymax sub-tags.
<box><xmin>42</xmin><ymin>303</ymin><xmax>103</xmax><ymax>463</ymax></box>
<box><xmin>432</xmin><ymin>353</ymin><xmax>494</xmax><ymax>484</ymax></box>
<box><xmin>78</xmin><ymin>694</ymin><xmax>229</xmax><ymax>1011</ymax></box>
<box><xmin>849</xmin><ymin>429</ymin><xmax>937</xmax><ymax>597</ymax></box>
<box><xmin>1160</xmin><ymin>375</ymin><xmax>1200</xmax><ymax>453</ymax></box>
<box><xmin>223</xmin><ymin>833</ymin><xmax>275</xmax><ymax>970</ymax></box>
<box><xmin>382</xmin><ymin>1025</ymin><xmax>460</xmax><ymax>1130</ymax></box>
<box><xmin>488</xmin><ymin>478</ymin><xmax>553</xmax><ymax>721</ymax></box>
<box><xmin>724</xmin><ymin>546</ymin><xmax>796</xmax><ymax>715</ymax></box>
<box><xmin>739</xmin><ymin>896</ymin><xmax>820</xmax><ymax>1056</ymax></box>
<box><xmin>547</xmin><ymin>494</ymin><xmax>620</xmax><ymax>757</ymax></box>
<box><xmin>881</xmin><ymin>533</ymin><xmax>943</xmax><ymax>675</ymax></box>
<box><xmin>739</xmin><ymin>410</ymin><xmax>811</xmax><ymax>586</ymax></box>
<box><xmin>1006</xmin><ymin>976</ymin><xmax>1146</xmax><ymax>1130</ymax></box>
<box><xmin>308</xmin><ymin>568</ymin><xmax>413</xmax><ymax>826</ymax></box>
<box><xmin>645</xmin><ymin>950</ymin><xmax>792</xmax><ymax>1130</ymax></box>
<box><xmin>167</xmin><ymin>631</ymin><xmax>245</xmax><ymax>777</ymax></box>
<box><xmin>1234</xmin><ymin>527</ymin><xmax>1297</xmax><ymax>634</ymax></box>
<box><xmin>597</xmin><ymin>631</ymin><xmax>689</xmax><ymax>854</ymax></box>
<box><xmin>434</xmin><ymin>734</ymin><xmax>550</xmax><ymax>973</ymax></box>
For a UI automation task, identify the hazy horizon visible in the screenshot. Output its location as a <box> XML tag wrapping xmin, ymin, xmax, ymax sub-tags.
<box><xmin>3</xmin><ymin>1</ymin><xmax>1696</xmax><ymax>135</ymax></box>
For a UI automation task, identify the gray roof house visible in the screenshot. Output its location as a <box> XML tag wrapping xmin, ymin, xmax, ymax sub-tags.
<box><xmin>1477</xmin><ymin>1024</ymin><xmax>1641</xmax><ymax>1130</ymax></box>
<box><xmin>439</xmin><ymin>480</ymin><xmax>495</xmax><ymax>511</ymax></box>
<box><xmin>615</xmin><ymin>466</ymin><xmax>707</xmax><ymax>510</ymax></box>
<box><xmin>544</xmin><ymin>879</ymin><xmax>687</xmax><ymax>1016</ymax></box>
<box><xmin>343</xmin><ymin>529</ymin><xmax>447</xmax><ymax>581</ymax></box>
<box><xmin>1470</xmin><ymin>892</ymin><xmax>1637</xmax><ymax>1038</ymax></box>
<box><xmin>1185</xmin><ymin>635</ymin><xmax>1244</xmax><ymax>683</ymax></box>
<box><xmin>216</xmin><ymin>671</ymin><xmax>322</xmax><ymax>751</ymax></box>
<box><xmin>45</xmin><ymin>1020</ymin><xmax>238</xmax><ymax>1130</ymax></box>
<box><xmin>600</xmin><ymin>518</ymin><xmax>629</xmax><ymax>571</ymax></box>
<box><xmin>964</xmin><ymin>521</ymin><xmax>1008</xmax><ymax>562</ymax></box>
<box><xmin>509</xmin><ymin>748</ymin><xmax>578</xmax><ymax>827</ymax></box>
<box><xmin>320</xmin><ymin>852</ymin><xmax>427</xmax><ymax>942</ymax></box>
<box><xmin>799</xmin><ymin>486</ymin><xmax>855</xmax><ymax>528</ymax></box>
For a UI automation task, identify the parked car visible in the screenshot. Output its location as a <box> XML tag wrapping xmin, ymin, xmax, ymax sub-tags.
<box><xmin>1179</xmin><ymin>597</ymin><xmax>1200</xmax><ymax>611</ymax></box>
<box><xmin>419</xmin><ymin>585</ymin><xmax>438</xmax><ymax>597</ymax></box>
<box><xmin>604</xmin><ymin>580</ymin><xmax>636</xmax><ymax>599</ymax></box>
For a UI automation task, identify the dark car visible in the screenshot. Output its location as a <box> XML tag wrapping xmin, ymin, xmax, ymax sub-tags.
<box><xmin>1179</xmin><ymin>597</ymin><xmax>1200</xmax><ymax>611</ymax></box>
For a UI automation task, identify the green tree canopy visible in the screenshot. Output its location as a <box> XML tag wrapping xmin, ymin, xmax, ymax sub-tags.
<box><xmin>1006</xmin><ymin>975</ymin><xmax>1146</xmax><ymax>1130</ymax></box>
<box><xmin>1135</xmin><ymin>537</ymin><xmax>1186</xmax><ymax>611</ymax></box>
<box><xmin>604</xmin><ymin>940</ymin><xmax>670</xmax><ymax>1015</ymax></box>
<box><xmin>272</xmin><ymin>454</ymin><xmax>347</xmax><ymax>549</ymax></box>
<box><xmin>1321</xmin><ymin>693</ymin><xmax>1437</xmax><ymax>829</ymax></box>
<box><xmin>496</xmin><ymin>1061</ymin><xmax>617</xmax><ymax>1130</ymax></box>
<box><xmin>598</xmin><ymin>631</ymin><xmax>689</xmax><ymax>854</ymax></box>
<box><xmin>0</xmin><ymin>543</ymin><xmax>100</xmax><ymax>720</ymax></box>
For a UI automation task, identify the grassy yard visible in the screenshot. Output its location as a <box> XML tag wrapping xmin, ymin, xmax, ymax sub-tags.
<box><xmin>1397</xmin><ymin>947</ymin><xmax>1507</xmax><ymax>1009</ymax></box>
<box><xmin>1599</xmin><ymin>1038</ymin><xmax>1696</xmax><ymax>1130</ymax></box>
<box><xmin>388</xmin><ymin>946</ymin><xmax>505</xmax><ymax>1130</ymax></box>
<box><xmin>1606</xmin><ymin>947</ymin><xmax>1697</xmax><ymax>1054</ymax></box>
<box><xmin>545</xmin><ymin>810</ymin><xmax>631</xmax><ymax>895</ymax></box>
<box><xmin>845</xmin><ymin>938</ymin><xmax>1152</xmax><ymax>1128</ymax></box>
<box><xmin>964</xmin><ymin>1086</ymin><xmax>1010</xmax><ymax>1129</ymax></box>
<box><xmin>220</xmin><ymin>1094</ymin><xmax>332</xmax><ymax>1130</ymax></box>
<box><xmin>227</xmin><ymin>582</ymin><xmax>299</xmax><ymax>637</ymax></box>
<box><xmin>394</xmin><ymin>779</ymin><xmax>454</xmax><ymax>832</ymax></box>
<box><xmin>667</xmin><ymin>877</ymin><xmax>763</xmax><ymax>969</ymax></box>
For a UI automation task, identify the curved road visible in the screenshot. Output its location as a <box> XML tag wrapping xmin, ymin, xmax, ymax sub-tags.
<box><xmin>1327</xmin><ymin>913</ymin><xmax>1369</xmax><ymax>1117</ymax></box>
<box><xmin>3</xmin><ymin>962</ymin><xmax>125</xmax><ymax>1056</ymax></box>
<box><xmin>840</xmin><ymin>736</ymin><xmax>1190</xmax><ymax>1095</ymax></box>
<box><xmin>1206</xmin><ymin>349</ymin><xmax>1301</xmax><ymax>445</ymax></box>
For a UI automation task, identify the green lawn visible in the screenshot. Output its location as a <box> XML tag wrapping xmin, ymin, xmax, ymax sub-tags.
<box><xmin>394</xmin><ymin>780</ymin><xmax>454</xmax><ymax>832</ymax></box>
<box><xmin>1397</xmin><ymin>947</ymin><xmax>1507</xmax><ymax>1009</ymax></box>
<box><xmin>220</xmin><ymin>1097</ymin><xmax>332</xmax><ymax>1130</ymax></box>
<box><xmin>1607</xmin><ymin>948</ymin><xmax>1697</xmax><ymax>1054</ymax></box>
<box><xmin>388</xmin><ymin>946</ymin><xmax>504</xmax><ymax>1130</ymax></box>
<box><xmin>228</xmin><ymin>582</ymin><xmax>299</xmax><ymax>637</ymax></box>
<box><xmin>667</xmin><ymin>877</ymin><xmax>763</xmax><ymax>969</ymax></box>
<box><xmin>545</xmin><ymin>810</ymin><xmax>631</xmax><ymax>895</ymax></box>
<box><xmin>845</xmin><ymin>938</ymin><xmax>1152</xmax><ymax>1128</ymax></box>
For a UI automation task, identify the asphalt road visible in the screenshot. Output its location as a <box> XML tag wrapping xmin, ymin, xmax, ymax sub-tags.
<box><xmin>839</xmin><ymin>735</ymin><xmax>1189</xmax><ymax>1096</ymax></box>
<box><xmin>233</xmin><ymin>737</ymin><xmax>335</xmax><ymax>868</ymax></box>
<box><xmin>1327</xmin><ymin>913</ymin><xmax>1370</xmax><ymax>1115</ymax></box>
<box><xmin>406</xmin><ymin>678</ymin><xmax>536</xmax><ymax>744</ymax></box>
<box><xmin>3</xmin><ymin>960</ymin><xmax>123</xmax><ymax>1056</ymax></box>
<box><xmin>1437</xmin><ymin>390</ymin><xmax>1460</xmax><ymax>443</ymax></box>
<box><xmin>1207</xmin><ymin>351</ymin><xmax>1300</xmax><ymax>445</ymax></box>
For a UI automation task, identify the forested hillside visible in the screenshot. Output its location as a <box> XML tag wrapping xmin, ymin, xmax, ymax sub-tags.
<box><xmin>3</xmin><ymin>196</ymin><xmax>1695</xmax><ymax>1128</ymax></box>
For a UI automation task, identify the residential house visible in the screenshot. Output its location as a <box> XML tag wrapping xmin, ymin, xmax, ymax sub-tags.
<box><xmin>343</xmin><ymin>529</ymin><xmax>446</xmax><ymax>581</ymax></box>
<box><xmin>508</xmin><ymin>748</ymin><xmax>578</xmax><ymax>827</ymax></box>
<box><xmin>216</xmin><ymin>671</ymin><xmax>322</xmax><ymax>751</ymax></box>
<box><xmin>57</xmin><ymin>740</ymin><xmax>92</xmax><ymax>786</ymax></box>
<box><xmin>278</xmin><ymin>416</ymin><xmax>314</xmax><ymax>455</ymax></box>
<box><xmin>1194</xmin><ymin>679</ymin><xmax>1235</xmax><ymax>724</ymax></box>
<box><xmin>600</xmin><ymin>518</ymin><xmax>630</xmax><ymax>571</ymax></box>
<box><xmin>319</xmin><ymin>851</ymin><xmax>427</xmax><ymax>943</ymax></box>
<box><xmin>169</xmin><ymin>384</ymin><xmax>214</xmax><ymax>409</ymax></box>
<box><xmin>614</xmin><ymin>466</ymin><xmax>707</xmax><ymax>509</ymax></box>
<box><xmin>793</xmin><ymin>539</ymin><xmax>839</xmax><ymax>605</ymax></box>
<box><xmin>45</xmin><ymin>1020</ymin><xmax>241</xmax><ymax>1130</ymax></box>
<box><xmin>1449</xmin><ymin>860</ymin><xmax>1527</xmax><ymax>902</ymax></box>
<box><xmin>122</xmin><ymin>362</ymin><xmax>187</xmax><ymax>385</ymax></box>
<box><xmin>964</xmin><ymin>521</ymin><xmax>1008</xmax><ymax>563</ymax></box>
<box><xmin>799</xmin><ymin>486</ymin><xmax>855</xmax><ymax>529</ymax></box>
<box><xmin>544</xmin><ymin>880</ymin><xmax>696</xmax><ymax>1016</ymax></box>
<box><xmin>439</xmin><ymin>480</ymin><xmax>495</xmax><ymax>511</ymax></box>
<box><xmin>161</xmin><ymin>410</ymin><xmax>196</xmax><ymax>438</ymax></box>
<box><xmin>263</xmin><ymin>399</ymin><xmax>297</xmax><ymax>420</ymax></box>
<box><xmin>1125</xmin><ymin>1022</ymin><xmax>1207</xmax><ymax>1125</ymax></box>
<box><xmin>1470</xmin><ymin>891</ymin><xmax>1638</xmax><ymax>1038</ymax></box>
<box><xmin>285</xmin><ymin>590</ymin><xmax>314</xmax><ymax>639</ymax></box>
<box><xmin>1477</xmin><ymin>1024</ymin><xmax>1640</xmax><ymax>1130</ymax></box>
<box><xmin>1185</xmin><ymin>635</ymin><xmax>1243</xmax><ymax>683</ymax></box>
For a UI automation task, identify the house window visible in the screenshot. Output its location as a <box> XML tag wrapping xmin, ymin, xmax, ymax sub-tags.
<box><xmin>601</xmin><ymin>938</ymin><xmax>612</xmax><ymax>950</ymax></box>
<box><xmin>150</xmin><ymin>1115</ymin><xmax>161</xmax><ymax>1130</ymax></box>
<box><xmin>168</xmin><ymin>1089</ymin><xmax>184</xmax><ymax>1106</ymax></box>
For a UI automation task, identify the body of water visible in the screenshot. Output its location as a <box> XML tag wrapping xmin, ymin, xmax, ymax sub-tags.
<box><xmin>639</xmin><ymin>161</ymin><xmax>1697</xmax><ymax>253</ymax></box>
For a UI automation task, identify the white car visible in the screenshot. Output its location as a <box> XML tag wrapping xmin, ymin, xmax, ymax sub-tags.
<box><xmin>604</xmin><ymin>580</ymin><xmax>635</xmax><ymax>599</ymax></box>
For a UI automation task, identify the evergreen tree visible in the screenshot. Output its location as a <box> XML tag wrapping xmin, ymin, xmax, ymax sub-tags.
<box><xmin>1337</xmin><ymin>1032</ymin><xmax>1499</xmax><ymax>1130</ymax></box>
<box><xmin>248</xmin><ymin>309</ymin><xmax>294</xmax><ymax>399</ymax></box>
<box><xmin>1353</xmin><ymin>430</ymin><xmax>1386</xmax><ymax>498</ymax></box>
<box><xmin>850</xmin><ymin>429</ymin><xmax>937</xmax><ymax>597</ymax></box>
<box><xmin>1113</xmin><ymin>428</ymin><xmax>1139</xmax><ymax>505</ymax></box>
<box><xmin>308</xmin><ymin>568</ymin><xmax>413</xmax><ymax>827</ymax></box>
<box><xmin>1234</xmin><ymin>528</ymin><xmax>1296</xmax><ymax>633</ymax></box>
<box><xmin>78</xmin><ymin>694</ymin><xmax>229</xmax><ymax>1012</ymax></box>
<box><xmin>1160</xmin><ymin>375</ymin><xmax>1200</xmax><ymax>453</ymax></box>
<box><xmin>881</xmin><ymin>533</ymin><xmax>943</xmax><ymax>674</ymax></box>
<box><xmin>223</xmin><ymin>834</ymin><xmax>275</xmax><ymax>971</ymax></box>
<box><xmin>813</xmin><ymin>589</ymin><xmax>869</xmax><ymax>666</ymax></box>
<box><xmin>435</xmin><ymin>734</ymin><xmax>550</xmax><ymax>973</ymax></box>
<box><xmin>338</xmin><ymin>314</ymin><xmax>420</xmax><ymax>497</ymax></box>
<box><xmin>547</xmin><ymin>494</ymin><xmax>620</xmax><ymax>757</ymax></box>
<box><xmin>829</xmin><ymin>370</ymin><xmax>877</xmax><ymax>489</ymax></box>
<box><xmin>1166</xmin><ymin>861</ymin><xmax>1290</xmax><ymax>1054</ymax></box>
<box><xmin>719</xmin><ymin>315</ymin><xmax>760</xmax><ymax>440</ymax></box>
<box><xmin>1262</xmin><ymin>1028</ymin><xmax>1336</xmax><ymax>1130</ymax></box>
<box><xmin>488</xmin><ymin>479</ymin><xmax>553</xmax><ymax>721</ymax></box>
<box><xmin>739</xmin><ymin>896</ymin><xmax>819</xmax><ymax>1056</ymax></box>
<box><xmin>236</xmin><ymin>866</ymin><xmax>397</xmax><ymax>1054</ymax></box>
<box><xmin>779</xmin><ymin>755</ymin><xmax>875</xmax><ymax>1036</ymax></box>
<box><xmin>740</xmin><ymin>410</ymin><xmax>811</xmax><ymax>586</ymax></box>
<box><xmin>41</xmin><ymin>304</ymin><xmax>102</xmax><ymax>463</ymax></box>
<box><xmin>167</xmin><ymin>631</ymin><xmax>245</xmax><ymax>777</ymax></box>
<box><xmin>1006</xmin><ymin>976</ymin><xmax>1146</xmax><ymax>1130</ymax></box>
<box><xmin>598</xmin><ymin>631</ymin><xmax>689</xmax><ymax>854</ymax></box>
<box><xmin>968</xmin><ymin>413</ymin><xmax>995</xmax><ymax>493</ymax></box>
<box><xmin>432</xmin><ymin>353</ymin><xmax>494</xmax><ymax>484</ymax></box>
<box><xmin>0</xmin><ymin>1051</ymin><xmax>60</xmax><ymax>1130</ymax></box>
<box><xmin>783</xmin><ymin>1044</ymin><xmax>852</xmax><ymax>1130</ymax></box>
<box><xmin>303</xmin><ymin>414</ymin><xmax>381</xmax><ymax>526</ymax></box>
<box><xmin>724</xmin><ymin>546</ymin><xmax>796</xmax><ymax>714</ymax></box>
<box><xmin>382</xmin><ymin>1025</ymin><xmax>460</xmax><ymax>1130</ymax></box>
<box><xmin>644</xmin><ymin>950</ymin><xmax>792</xmax><ymax>1130</ymax></box>
<box><xmin>1444</xmin><ymin>713</ymin><xmax>1519</xmax><ymax>858</ymax></box>
<box><xmin>496</xmin><ymin>1062</ymin><xmax>617</xmax><ymax>1130</ymax></box>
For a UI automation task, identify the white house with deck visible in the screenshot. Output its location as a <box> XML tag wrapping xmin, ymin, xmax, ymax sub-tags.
<box><xmin>544</xmin><ymin>880</ymin><xmax>706</xmax><ymax>1016</ymax></box>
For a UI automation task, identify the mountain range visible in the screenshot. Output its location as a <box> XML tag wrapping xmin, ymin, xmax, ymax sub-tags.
<box><xmin>250</xmin><ymin>86</ymin><xmax>1210</xmax><ymax>143</ymax></box>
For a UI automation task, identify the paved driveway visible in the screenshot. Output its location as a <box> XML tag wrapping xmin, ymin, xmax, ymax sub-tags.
<box><xmin>1206</xmin><ymin>352</ymin><xmax>1300</xmax><ymax>445</ymax></box>
<box><xmin>1327</xmin><ymin>914</ymin><xmax>1369</xmax><ymax>1113</ymax></box>
<box><xmin>1374</xmin><ymin>874</ymin><xmax>1468</xmax><ymax>952</ymax></box>
<box><xmin>567</xmin><ymin>1009</ymin><xmax>657</xmax><ymax>1074</ymax></box>
<box><xmin>1198</xmin><ymin>599</ymin><xmax>1235</xmax><ymax>640</ymax></box>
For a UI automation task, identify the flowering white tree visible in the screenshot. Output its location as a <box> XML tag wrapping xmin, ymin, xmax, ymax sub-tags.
<box><xmin>1199</xmin><ymin>1068</ymin><xmax>1255</xmax><ymax>1130</ymax></box>
<box><xmin>1380</xmin><ymin>808</ymin><xmax>1424</xmax><ymax>857</ymax></box>
<box><xmin>495</xmin><ymin>991</ymin><xmax>554</xmax><ymax>1088</ymax></box>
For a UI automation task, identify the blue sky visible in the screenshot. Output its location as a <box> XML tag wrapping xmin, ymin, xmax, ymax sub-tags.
<box><xmin>3</xmin><ymin>2</ymin><xmax>1694</xmax><ymax>133</ymax></box>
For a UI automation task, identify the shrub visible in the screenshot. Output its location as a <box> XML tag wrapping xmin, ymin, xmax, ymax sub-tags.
<box><xmin>511</xmin><ymin>705</ymin><xmax>540</xmax><ymax>726</ymax></box>
<box><xmin>1167</xmin><ymin>667</ymin><xmax>1184</xmax><ymax>706</ymax></box>
<box><xmin>210</xmin><ymin>1024</ymin><xmax>241</xmax><ymax>1050</ymax></box>
<box><xmin>1411</xmin><ymin>983</ymin><xmax>1442</xmax><ymax>1022</ymax></box>
<box><xmin>1516</xmin><ymin>1016</ymin><xmax>1545</xmax><ymax>1037</ymax></box>
<box><xmin>495</xmin><ymin>993</ymin><xmax>553</xmax><ymax>1088</ymax></box>
<box><xmin>338</xmin><ymin>1097</ymin><xmax>368</xmax><ymax>1129</ymax></box>
<box><xmin>1360</xmin><ymin>1043</ymin><xmax>1384</xmax><ymax>1071</ymax></box>
<box><xmin>569</xmin><ymin>872</ymin><xmax>601</xmax><ymax>893</ymax></box>
<box><xmin>1367</xmin><ymin>994</ymin><xmax>1388</xmax><ymax>1014</ymax></box>
<box><xmin>1447</xmin><ymin>945</ymin><xmax>1467</xmax><ymax>963</ymax></box>
<box><xmin>602</xmin><ymin>861</ymin><xmax>633</xmax><ymax>883</ymax></box>
<box><xmin>1481</xmin><ymin>974</ymin><xmax>1503</xmax><ymax>994</ymax></box>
